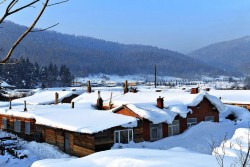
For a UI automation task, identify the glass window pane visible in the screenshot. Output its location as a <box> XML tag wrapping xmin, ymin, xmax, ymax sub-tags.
<box><xmin>187</xmin><ymin>118</ymin><xmax>197</xmax><ymax>128</ymax></box>
<box><xmin>129</xmin><ymin>129</ymin><xmax>133</xmax><ymax>142</ymax></box>
<box><xmin>114</xmin><ymin>131</ymin><xmax>119</xmax><ymax>143</ymax></box>
<box><xmin>114</xmin><ymin>129</ymin><xmax>133</xmax><ymax>144</ymax></box>
<box><xmin>150</xmin><ymin>123</ymin><xmax>163</xmax><ymax>140</ymax></box>
<box><xmin>2</xmin><ymin>118</ymin><xmax>7</xmax><ymax>129</ymax></box>
<box><xmin>120</xmin><ymin>130</ymin><xmax>128</xmax><ymax>143</ymax></box>
<box><xmin>169</xmin><ymin>120</ymin><xmax>180</xmax><ymax>136</ymax></box>
<box><xmin>25</xmin><ymin>122</ymin><xmax>30</xmax><ymax>135</ymax></box>
<box><xmin>205</xmin><ymin>116</ymin><xmax>214</xmax><ymax>122</ymax></box>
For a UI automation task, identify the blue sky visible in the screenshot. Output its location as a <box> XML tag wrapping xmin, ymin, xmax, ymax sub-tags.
<box><xmin>3</xmin><ymin>0</ymin><xmax>250</xmax><ymax>53</ymax></box>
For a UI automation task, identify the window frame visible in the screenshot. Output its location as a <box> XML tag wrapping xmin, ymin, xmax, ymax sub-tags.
<box><xmin>205</xmin><ymin>116</ymin><xmax>214</xmax><ymax>122</ymax></box>
<box><xmin>25</xmin><ymin>122</ymin><xmax>31</xmax><ymax>135</ymax></box>
<box><xmin>114</xmin><ymin>129</ymin><xmax>133</xmax><ymax>144</ymax></box>
<box><xmin>187</xmin><ymin>118</ymin><xmax>197</xmax><ymax>128</ymax></box>
<box><xmin>2</xmin><ymin>117</ymin><xmax>7</xmax><ymax>129</ymax></box>
<box><xmin>168</xmin><ymin>120</ymin><xmax>180</xmax><ymax>136</ymax></box>
<box><xmin>150</xmin><ymin>123</ymin><xmax>163</xmax><ymax>141</ymax></box>
<box><xmin>14</xmin><ymin>119</ymin><xmax>21</xmax><ymax>133</ymax></box>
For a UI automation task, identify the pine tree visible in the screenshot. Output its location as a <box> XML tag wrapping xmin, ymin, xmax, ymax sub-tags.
<box><xmin>40</xmin><ymin>66</ymin><xmax>48</xmax><ymax>88</ymax></box>
<box><xmin>59</xmin><ymin>64</ymin><xmax>73</xmax><ymax>87</ymax></box>
<box><xmin>47</xmin><ymin>62</ymin><xmax>54</xmax><ymax>87</ymax></box>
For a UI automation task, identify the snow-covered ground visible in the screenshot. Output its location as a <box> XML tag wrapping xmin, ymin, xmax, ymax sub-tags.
<box><xmin>0</xmin><ymin>131</ymin><xmax>73</xmax><ymax>167</ymax></box>
<box><xmin>32</xmin><ymin>119</ymin><xmax>250</xmax><ymax>167</ymax></box>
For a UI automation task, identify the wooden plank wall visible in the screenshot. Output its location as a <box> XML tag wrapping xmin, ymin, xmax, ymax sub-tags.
<box><xmin>0</xmin><ymin>116</ymin><xmax>144</xmax><ymax>157</ymax></box>
<box><xmin>72</xmin><ymin>133</ymin><xmax>95</xmax><ymax>157</ymax></box>
<box><xmin>37</xmin><ymin>125</ymin><xmax>96</xmax><ymax>157</ymax></box>
<box><xmin>0</xmin><ymin>114</ymin><xmax>36</xmax><ymax>140</ymax></box>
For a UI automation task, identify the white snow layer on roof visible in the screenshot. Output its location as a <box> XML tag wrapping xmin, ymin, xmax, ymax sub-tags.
<box><xmin>221</xmin><ymin>105</ymin><xmax>250</xmax><ymax>121</ymax></box>
<box><xmin>209</xmin><ymin>90</ymin><xmax>250</xmax><ymax>104</ymax></box>
<box><xmin>13</xmin><ymin>90</ymin><xmax>82</xmax><ymax>105</ymax></box>
<box><xmin>126</xmin><ymin>104</ymin><xmax>178</xmax><ymax>124</ymax></box>
<box><xmin>0</xmin><ymin>81</ymin><xmax>14</xmax><ymax>87</ymax></box>
<box><xmin>72</xmin><ymin>90</ymin><xmax>123</xmax><ymax>104</ymax></box>
<box><xmin>0</xmin><ymin>103</ymin><xmax>137</xmax><ymax>134</ymax></box>
<box><xmin>110</xmin><ymin>90</ymin><xmax>226</xmax><ymax>124</ymax></box>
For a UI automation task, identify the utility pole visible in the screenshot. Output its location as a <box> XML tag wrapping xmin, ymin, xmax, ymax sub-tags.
<box><xmin>155</xmin><ymin>64</ymin><xmax>157</xmax><ymax>88</ymax></box>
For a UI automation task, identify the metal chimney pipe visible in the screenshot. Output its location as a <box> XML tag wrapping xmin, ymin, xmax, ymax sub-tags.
<box><xmin>24</xmin><ymin>100</ymin><xmax>27</xmax><ymax>111</ymax></box>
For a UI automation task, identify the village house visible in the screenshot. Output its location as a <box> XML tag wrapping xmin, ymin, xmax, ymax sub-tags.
<box><xmin>0</xmin><ymin>103</ymin><xmax>142</xmax><ymax>157</ymax></box>
<box><xmin>0</xmin><ymin>87</ymin><xmax>243</xmax><ymax>157</ymax></box>
<box><xmin>99</xmin><ymin>88</ymin><xmax>226</xmax><ymax>141</ymax></box>
<box><xmin>0</xmin><ymin>89</ymin><xmax>143</xmax><ymax>157</ymax></box>
<box><xmin>72</xmin><ymin>87</ymin><xmax>227</xmax><ymax>142</ymax></box>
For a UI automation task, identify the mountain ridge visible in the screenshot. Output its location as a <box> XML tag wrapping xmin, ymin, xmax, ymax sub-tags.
<box><xmin>188</xmin><ymin>36</ymin><xmax>250</xmax><ymax>75</ymax></box>
<box><xmin>0</xmin><ymin>21</ymin><xmax>229</xmax><ymax>77</ymax></box>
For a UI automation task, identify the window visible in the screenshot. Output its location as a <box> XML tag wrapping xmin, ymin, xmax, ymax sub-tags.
<box><xmin>150</xmin><ymin>123</ymin><xmax>163</xmax><ymax>141</ymax></box>
<box><xmin>114</xmin><ymin>129</ymin><xmax>133</xmax><ymax>144</ymax></box>
<box><xmin>14</xmin><ymin>120</ymin><xmax>21</xmax><ymax>133</ymax></box>
<box><xmin>25</xmin><ymin>122</ymin><xmax>30</xmax><ymax>135</ymax></box>
<box><xmin>187</xmin><ymin>118</ymin><xmax>197</xmax><ymax>128</ymax></box>
<box><xmin>205</xmin><ymin>116</ymin><xmax>214</xmax><ymax>122</ymax></box>
<box><xmin>168</xmin><ymin>120</ymin><xmax>180</xmax><ymax>136</ymax></box>
<box><xmin>2</xmin><ymin>118</ymin><xmax>7</xmax><ymax>129</ymax></box>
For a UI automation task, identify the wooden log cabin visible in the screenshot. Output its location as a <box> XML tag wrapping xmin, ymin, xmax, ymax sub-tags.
<box><xmin>0</xmin><ymin>104</ymin><xmax>143</xmax><ymax>157</ymax></box>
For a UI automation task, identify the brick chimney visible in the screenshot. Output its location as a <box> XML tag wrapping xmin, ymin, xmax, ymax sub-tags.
<box><xmin>191</xmin><ymin>88</ymin><xmax>199</xmax><ymax>94</ymax></box>
<box><xmin>55</xmin><ymin>92</ymin><xmax>59</xmax><ymax>104</ymax></box>
<box><xmin>124</xmin><ymin>80</ymin><xmax>129</xmax><ymax>94</ymax></box>
<box><xmin>96</xmin><ymin>91</ymin><xmax>103</xmax><ymax>110</ymax></box>
<box><xmin>87</xmin><ymin>81</ymin><xmax>91</xmax><ymax>93</ymax></box>
<box><xmin>157</xmin><ymin>96</ymin><xmax>164</xmax><ymax>109</ymax></box>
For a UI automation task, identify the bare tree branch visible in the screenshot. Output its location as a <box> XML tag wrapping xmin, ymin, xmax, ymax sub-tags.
<box><xmin>0</xmin><ymin>0</ymin><xmax>69</xmax><ymax>64</ymax></box>
<box><xmin>0</xmin><ymin>0</ymin><xmax>40</xmax><ymax>24</ymax></box>
<box><xmin>0</xmin><ymin>0</ymin><xmax>49</xmax><ymax>64</ymax></box>
<box><xmin>0</xmin><ymin>0</ymin><xmax>7</xmax><ymax>5</ymax></box>
<box><xmin>47</xmin><ymin>0</ymin><xmax>68</xmax><ymax>7</ymax></box>
<box><xmin>31</xmin><ymin>23</ymin><xmax>59</xmax><ymax>32</ymax></box>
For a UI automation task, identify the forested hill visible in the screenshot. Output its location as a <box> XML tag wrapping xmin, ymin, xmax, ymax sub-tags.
<box><xmin>188</xmin><ymin>36</ymin><xmax>250</xmax><ymax>75</ymax></box>
<box><xmin>0</xmin><ymin>21</ymin><xmax>228</xmax><ymax>77</ymax></box>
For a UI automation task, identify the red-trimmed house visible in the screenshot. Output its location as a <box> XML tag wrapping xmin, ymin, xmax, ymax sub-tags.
<box><xmin>109</xmin><ymin>89</ymin><xmax>223</xmax><ymax>142</ymax></box>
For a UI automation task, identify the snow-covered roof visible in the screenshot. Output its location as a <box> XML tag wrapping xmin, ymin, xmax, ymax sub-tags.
<box><xmin>209</xmin><ymin>90</ymin><xmax>250</xmax><ymax>104</ymax></box>
<box><xmin>72</xmin><ymin>90</ymin><xmax>123</xmax><ymax>104</ymax></box>
<box><xmin>0</xmin><ymin>80</ymin><xmax>15</xmax><ymax>88</ymax></box>
<box><xmin>0</xmin><ymin>103</ymin><xmax>137</xmax><ymax>134</ymax></box>
<box><xmin>109</xmin><ymin>90</ymin><xmax>226</xmax><ymax>124</ymax></box>
<box><xmin>13</xmin><ymin>89</ymin><xmax>83</xmax><ymax>105</ymax></box>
